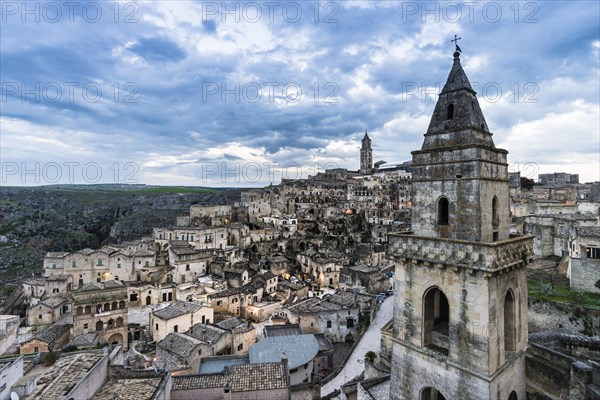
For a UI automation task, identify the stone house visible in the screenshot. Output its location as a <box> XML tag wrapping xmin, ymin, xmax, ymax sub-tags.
<box><xmin>187</xmin><ymin>323</ymin><xmax>232</xmax><ymax>355</ymax></box>
<box><xmin>19</xmin><ymin>323</ymin><xmax>70</xmax><ymax>354</ymax></box>
<box><xmin>569</xmin><ymin>226</ymin><xmax>600</xmax><ymax>293</ymax></box>
<box><xmin>168</xmin><ymin>241</ymin><xmax>212</xmax><ymax>285</ymax></box>
<box><xmin>43</xmin><ymin>244</ymin><xmax>157</xmax><ymax>289</ymax></box>
<box><xmin>45</xmin><ymin>273</ymin><xmax>73</xmax><ymax>295</ymax></box>
<box><xmin>21</xmin><ymin>278</ymin><xmax>46</xmax><ymax>305</ymax></box>
<box><xmin>282</xmin><ymin>296</ymin><xmax>360</xmax><ymax>342</ymax></box>
<box><xmin>215</xmin><ymin>317</ymin><xmax>256</xmax><ymax>354</ymax></box>
<box><xmin>524</xmin><ymin>213</ymin><xmax>598</xmax><ymax>257</ymax></box>
<box><xmin>156</xmin><ymin>332</ymin><xmax>206</xmax><ymax>373</ymax></box>
<box><xmin>153</xmin><ymin>226</ymin><xmax>228</xmax><ymax>251</ymax></box>
<box><xmin>339</xmin><ymin>264</ymin><xmax>394</xmax><ymax>294</ymax></box>
<box><xmin>223</xmin><ymin>266</ymin><xmax>250</xmax><ymax>288</ymax></box>
<box><xmin>0</xmin><ymin>357</ymin><xmax>23</xmax><ymax>400</ymax></box>
<box><xmin>26</xmin><ymin>295</ymin><xmax>72</xmax><ymax>326</ymax></box>
<box><xmin>0</xmin><ymin>315</ymin><xmax>19</xmax><ymax>355</ymax></box>
<box><xmin>209</xmin><ymin>277</ymin><xmax>267</xmax><ymax>318</ymax></box>
<box><xmin>150</xmin><ymin>300</ymin><xmax>214</xmax><ymax>342</ymax></box>
<box><xmin>72</xmin><ymin>281</ymin><xmax>128</xmax><ymax>349</ymax></box>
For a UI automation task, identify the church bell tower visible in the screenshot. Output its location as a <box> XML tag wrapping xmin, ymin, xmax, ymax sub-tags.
<box><xmin>388</xmin><ymin>42</ymin><xmax>534</xmax><ymax>400</ymax></box>
<box><xmin>360</xmin><ymin>130</ymin><xmax>373</xmax><ymax>175</ymax></box>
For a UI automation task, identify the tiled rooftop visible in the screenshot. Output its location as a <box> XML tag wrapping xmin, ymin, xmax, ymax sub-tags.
<box><xmin>91</xmin><ymin>378</ymin><xmax>164</xmax><ymax>400</ymax></box>
<box><xmin>187</xmin><ymin>323</ymin><xmax>227</xmax><ymax>343</ymax></box>
<box><xmin>29</xmin><ymin>352</ymin><xmax>104</xmax><ymax>399</ymax></box>
<box><xmin>153</xmin><ymin>300</ymin><xmax>203</xmax><ymax>320</ymax></box>
<box><xmin>158</xmin><ymin>332</ymin><xmax>203</xmax><ymax>358</ymax></box>
<box><xmin>173</xmin><ymin>361</ymin><xmax>288</xmax><ymax>392</ymax></box>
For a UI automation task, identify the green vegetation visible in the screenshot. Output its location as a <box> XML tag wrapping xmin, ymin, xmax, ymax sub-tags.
<box><xmin>528</xmin><ymin>279</ymin><xmax>600</xmax><ymax>310</ymax></box>
<box><xmin>121</xmin><ymin>187</ymin><xmax>217</xmax><ymax>194</ymax></box>
<box><xmin>365</xmin><ymin>351</ymin><xmax>377</xmax><ymax>363</ymax></box>
<box><xmin>1</xmin><ymin>287</ymin><xmax>15</xmax><ymax>296</ymax></box>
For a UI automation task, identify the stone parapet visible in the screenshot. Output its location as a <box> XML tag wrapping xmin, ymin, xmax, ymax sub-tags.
<box><xmin>388</xmin><ymin>232</ymin><xmax>534</xmax><ymax>276</ymax></box>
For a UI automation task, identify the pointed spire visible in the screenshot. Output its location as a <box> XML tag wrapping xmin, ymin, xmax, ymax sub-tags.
<box><xmin>362</xmin><ymin>130</ymin><xmax>370</xmax><ymax>141</ymax></box>
<box><xmin>440</xmin><ymin>50</ymin><xmax>474</xmax><ymax>95</ymax></box>
<box><xmin>422</xmin><ymin>44</ymin><xmax>491</xmax><ymax>140</ymax></box>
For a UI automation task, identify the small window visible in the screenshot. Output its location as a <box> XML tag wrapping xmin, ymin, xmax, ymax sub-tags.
<box><xmin>237</xmin><ymin>343</ymin><xmax>243</xmax><ymax>351</ymax></box>
<box><xmin>174</xmin><ymin>325</ymin><xmax>178</xmax><ymax>332</ymax></box>
<box><xmin>145</xmin><ymin>261</ymin><xmax>149</xmax><ymax>267</ymax></box>
<box><xmin>446</xmin><ymin>104</ymin><xmax>454</xmax><ymax>120</ymax></box>
<box><xmin>326</xmin><ymin>320</ymin><xmax>332</xmax><ymax>328</ymax></box>
<box><xmin>155</xmin><ymin>323</ymin><xmax>158</xmax><ymax>331</ymax></box>
<box><xmin>72</xmin><ymin>261</ymin><xmax>76</xmax><ymax>267</ymax></box>
<box><xmin>117</xmin><ymin>263</ymin><xmax>121</xmax><ymax>269</ymax></box>
<box><xmin>437</xmin><ymin>197</ymin><xmax>449</xmax><ymax>226</ymax></box>
<box><xmin>492</xmin><ymin>196</ymin><xmax>499</xmax><ymax>228</ymax></box>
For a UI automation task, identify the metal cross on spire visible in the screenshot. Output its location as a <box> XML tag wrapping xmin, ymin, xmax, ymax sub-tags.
<box><xmin>451</xmin><ymin>35</ymin><xmax>462</xmax><ymax>53</ymax></box>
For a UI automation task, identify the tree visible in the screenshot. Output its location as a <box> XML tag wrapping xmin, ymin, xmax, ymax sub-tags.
<box><xmin>520</xmin><ymin>177</ymin><xmax>535</xmax><ymax>190</ymax></box>
<box><xmin>365</xmin><ymin>351</ymin><xmax>377</xmax><ymax>363</ymax></box>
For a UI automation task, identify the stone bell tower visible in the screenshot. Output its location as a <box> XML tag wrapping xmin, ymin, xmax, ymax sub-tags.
<box><xmin>388</xmin><ymin>43</ymin><xmax>534</xmax><ymax>400</ymax></box>
<box><xmin>360</xmin><ymin>130</ymin><xmax>373</xmax><ymax>175</ymax></box>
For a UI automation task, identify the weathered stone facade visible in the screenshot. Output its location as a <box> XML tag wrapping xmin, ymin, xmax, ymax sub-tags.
<box><xmin>72</xmin><ymin>281</ymin><xmax>128</xmax><ymax>349</ymax></box>
<box><xmin>388</xmin><ymin>50</ymin><xmax>534</xmax><ymax>400</ymax></box>
<box><xmin>569</xmin><ymin>226</ymin><xmax>600</xmax><ymax>293</ymax></box>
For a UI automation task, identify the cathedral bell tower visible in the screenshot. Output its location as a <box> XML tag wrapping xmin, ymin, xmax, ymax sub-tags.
<box><xmin>360</xmin><ymin>130</ymin><xmax>373</xmax><ymax>175</ymax></box>
<box><xmin>388</xmin><ymin>42</ymin><xmax>534</xmax><ymax>400</ymax></box>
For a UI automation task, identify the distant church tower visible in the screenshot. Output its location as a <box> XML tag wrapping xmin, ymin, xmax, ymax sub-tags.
<box><xmin>388</xmin><ymin>45</ymin><xmax>534</xmax><ymax>400</ymax></box>
<box><xmin>360</xmin><ymin>130</ymin><xmax>373</xmax><ymax>175</ymax></box>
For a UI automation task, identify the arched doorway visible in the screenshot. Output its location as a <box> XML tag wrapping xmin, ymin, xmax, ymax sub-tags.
<box><xmin>107</xmin><ymin>333</ymin><xmax>124</xmax><ymax>347</ymax></box>
<box><xmin>146</xmin><ymin>296</ymin><xmax>151</xmax><ymax>305</ymax></box>
<box><xmin>508</xmin><ymin>391</ymin><xmax>517</xmax><ymax>400</ymax></box>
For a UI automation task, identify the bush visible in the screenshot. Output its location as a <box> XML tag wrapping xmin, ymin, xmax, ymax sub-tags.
<box><xmin>365</xmin><ymin>351</ymin><xmax>377</xmax><ymax>363</ymax></box>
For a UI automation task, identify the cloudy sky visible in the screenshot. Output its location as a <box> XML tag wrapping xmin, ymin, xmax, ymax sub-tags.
<box><xmin>1</xmin><ymin>1</ymin><xmax>599</xmax><ymax>187</ymax></box>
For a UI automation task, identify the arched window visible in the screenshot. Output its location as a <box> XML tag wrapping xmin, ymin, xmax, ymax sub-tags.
<box><xmin>492</xmin><ymin>196</ymin><xmax>499</xmax><ymax>228</ymax></box>
<box><xmin>76</xmin><ymin>306</ymin><xmax>83</xmax><ymax>316</ymax></box>
<box><xmin>421</xmin><ymin>387</ymin><xmax>447</xmax><ymax>400</ymax></box>
<box><xmin>85</xmin><ymin>305</ymin><xmax>91</xmax><ymax>314</ymax></box>
<box><xmin>446</xmin><ymin>104</ymin><xmax>454</xmax><ymax>120</ymax></box>
<box><xmin>96</xmin><ymin>321</ymin><xmax>103</xmax><ymax>331</ymax></box>
<box><xmin>111</xmin><ymin>301</ymin><xmax>118</xmax><ymax>310</ymax></box>
<box><xmin>508</xmin><ymin>391</ymin><xmax>517</xmax><ymax>400</ymax></box>
<box><xmin>116</xmin><ymin>317</ymin><xmax>123</xmax><ymax>327</ymax></box>
<box><xmin>504</xmin><ymin>290</ymin><xmax>516</xmax><ymax>353</ymax></box>
<box><xmin>423</xmin><ymin>287</ymin><xmax>450</xmax><ymax>354</ymax></box>
<box><xmin>437</xmin><ymin>197</ymin><xmax>449</xmax><ymax>226</ymax></box>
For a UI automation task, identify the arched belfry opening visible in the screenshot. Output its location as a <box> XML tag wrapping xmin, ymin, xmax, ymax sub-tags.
<box><xmin>446</xmin><ymin>103</ymin><xmax>454</xmax><ymax>120</ymax></box>
<box><xmin>421</xmin><ymin>387</ymin><xmax>447</xmax><ymax>400</ymax></box>
<box><xmin>508</xmin><ymin>391</ymin><xmax>518</xmax><ymax>400</ymax></box>
<box><xmin>423</xmin><ymin>287</ymin><xmax>450</xmax><ymax>354</ymax></box>
<box><xmin>504</xmin><ymin>289</ymin><xmax>516</xmax><ymax>353</ymax></box>
<box><xmin>437</xmin><ymin>197</ymin><xmax>449</xmax><ymax>226</ymax></box>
